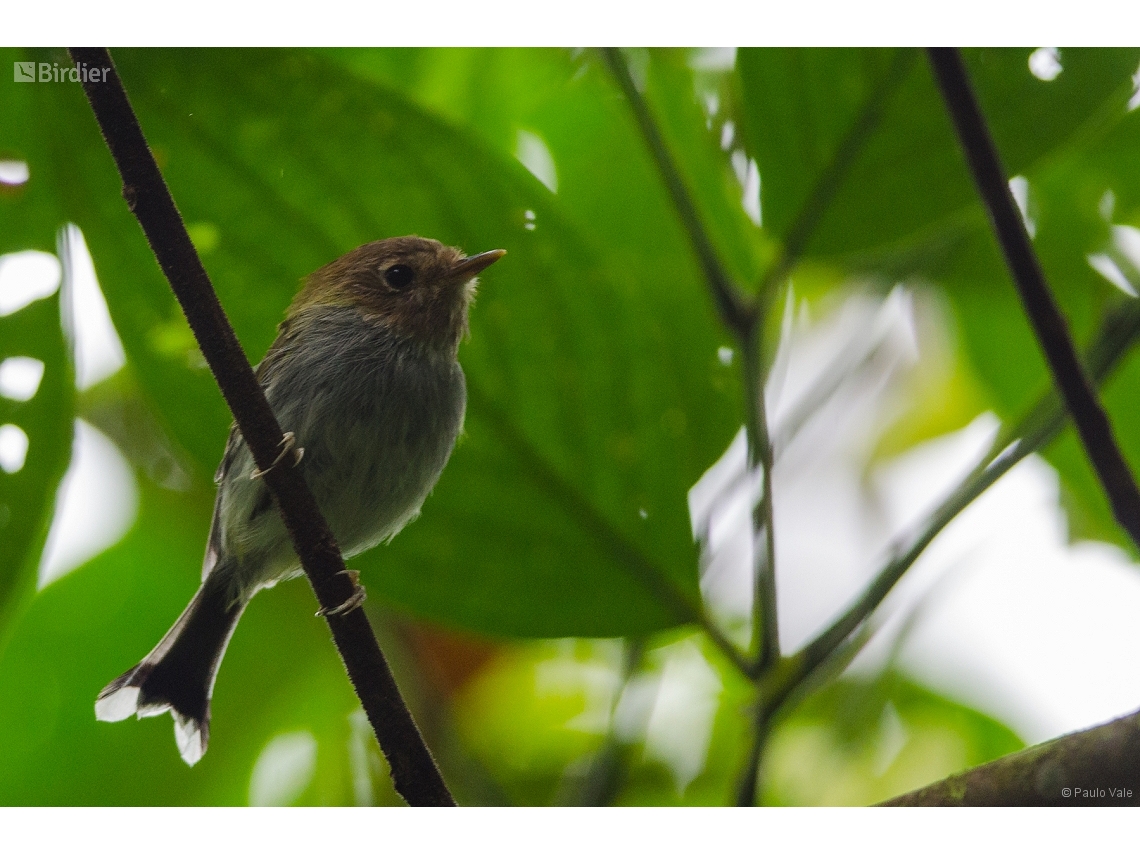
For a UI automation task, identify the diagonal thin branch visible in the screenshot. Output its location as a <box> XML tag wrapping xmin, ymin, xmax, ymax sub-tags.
<box><xmin>792</xmin><ymin>292</ymin><xmax>1140</xmax><ymax>704</ymax></box>
<box><xmin>928</xmin><ymin>46</ymin><xmax>1140</xmax><ymax>551</ymax></box>
<box><xmin>755</xmin><ymin>48</ymin><xmax>917</xmax><ymax>299</ymax></box>
<box><xmin>69</xmin><ymin>47</ymin><xmax>454</xmax><ymax>807</ymax></box>
<box><xmin>741</xmin><ymin>336</ymin><xmax>779</xmax><ymax>672</ymax></box>
<box><xmin>601</xmin><ymin>47</ymin><xmax>757</xmax><ymax>334</ymax></box>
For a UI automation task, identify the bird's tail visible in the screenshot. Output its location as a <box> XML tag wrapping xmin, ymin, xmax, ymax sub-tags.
<box><xmin>95</xmin><ymin>571</ymin><xmax>245</xmax><ymax>766</ymax></box>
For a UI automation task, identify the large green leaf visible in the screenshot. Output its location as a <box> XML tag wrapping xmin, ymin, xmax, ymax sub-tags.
<box><xmin>736</xmin><ymin>47</ymin><xmax>1140</xmax><ymax>264</ymax></box>
<box><xmin>12</xmin><ymin>48</ymin><xmax>751</xmax><ymax>637</ymax></box>
<box><xmin>0</xmin><ymin>51</ymin><xmax>77</xmax><ymax>635</ymax></box>
<box><xmin>0</xmin><ymin>293</ymin><xmax>73</xmax><ymax>635</ymax></box>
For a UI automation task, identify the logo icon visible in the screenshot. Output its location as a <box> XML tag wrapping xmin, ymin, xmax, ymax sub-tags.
<box><xmin>13</xmin><ymin>62</ymin><xmax>35</xmax><ymax>83</ymax></box>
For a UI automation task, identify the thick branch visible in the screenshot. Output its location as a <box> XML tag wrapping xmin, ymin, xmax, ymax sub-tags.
<box><xmin>882</xmin><ymin>708</ymin><xmax>1140</xmax><ymax>806</ymax></box>
<box><xmin>69</xmin><ymin>47</ymin><xmax>454</xmax><ymax>807</ymax></box>
<box><xmin>928</xmin><ymin>47</ymin><xmax>1140</xmax><ymax>551</ymax></box>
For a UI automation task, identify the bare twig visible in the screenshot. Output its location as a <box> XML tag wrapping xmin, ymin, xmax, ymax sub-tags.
<box><xmin>731</xmin><ymin>50</ymin><xmax>917</xmax><ymax>801</ymax></box>
<box><xmin>790</xmin><ymin>293</ymin><xmax>1140</xmax><ymax>709</ymax></box>
<box><xmin>69</xmin><ymin>47</ymin><xmax>453</xmax><ymax>807</ymax></box>
<box><xmin>742</xmin><ymin>336</ymin><xmax>779</xmax><ymax>671</ymax></box>
<box><xmin>928</xmin><ymin>47</ymin><xmax>1140</xmax><ymax>551</ymax></box>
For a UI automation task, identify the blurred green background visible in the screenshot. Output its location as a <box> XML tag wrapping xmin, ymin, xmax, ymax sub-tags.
<box><xmin>1</xmin><ymin>47</ymin><xmax>1139</xmax><ymax>805</ymax></box>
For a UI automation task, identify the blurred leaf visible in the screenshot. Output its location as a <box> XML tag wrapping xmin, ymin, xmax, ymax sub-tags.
<box><xmin>761</xmin><ymin>674</ymin><xmax>1024</xmax><ymax>806</ymax></box>
<box><xmin>0</xmin><ymin>475</ymin><xmax>364</xmax><ymax>804</ymax></box>
<box><xmin>736</xmin><ymin>47</ymin><xmax>1140</xmax><ymax>264</ymax></box>
<box><xmin>640</xmin><ymin>49</ymin><xmax>768</xmax><ymax>285</ymax></box>
<box><xmin>453</xmin><ymin>638</ymin><xmax>620</xmax><ymax>805</ymax></box>
<box><xmin>0</xmin><ymin>50</ymin><xmax>59</xmax><ymax>256</ymax></box>
<box><xmin>0</xmin><ymin>49</ymin><xmax>78</xmax><ymax>635</ymax></box>
<box><xmin>0</xmin><ymin>291</ymin><xmax>73</xmax><ymax>636</ymax></box>
<box><xmin>943</xmin><ymin>106</ymin><xmax>1140</xmax><ymax>551</ymax></box>
<box><xmin>8</xmin><ymin>47</ymin><xmax>752</xmax><ymax>638</ymax></box>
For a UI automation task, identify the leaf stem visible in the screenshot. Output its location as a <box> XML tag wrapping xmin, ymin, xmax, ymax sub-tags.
<box><xmin>600</xmin><ymin>47</ymin><xmax>757</xmax><ymax>334</ymax></box>
<box><xmin>752</xmin><ymin>48</ymin><xmax>916</xmax><ymax>301</ymax></box>
<box><xmin>742</xmin><ymin>333</ymin><xmax>779</xmax><ymax>671</ymax></box>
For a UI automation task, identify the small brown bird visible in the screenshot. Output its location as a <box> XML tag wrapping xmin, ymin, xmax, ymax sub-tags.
<box><xmin>96</xmin><ymin>236</ymin><xmax>505</xmax><ymax>765</ymax></box>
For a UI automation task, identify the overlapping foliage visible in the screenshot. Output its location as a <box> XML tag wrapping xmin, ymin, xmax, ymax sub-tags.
<box><xmin>1</xmin><ymin>47</ymin><xmax>1137</xmax><ymax>804</ymax></box>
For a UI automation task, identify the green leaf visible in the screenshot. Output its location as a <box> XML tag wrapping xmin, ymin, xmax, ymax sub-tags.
<box><xmin>943</xmin><ymin>103</ymin><xmax>1140</xmax><ymax>551</ymax></box>
<box><xmin>0</xmin><ymin>291</ymin><xmax>73</xmax><ymax>636</ymax></box>
<box><xmin>761</xmin><ymin>673</ymin><xmax>1024</xmax><ymax>805</ymax></box>
<box><xmin>0</xmin><ymin>476</ymin><xmax>363</xmax><ymax>804</ymax></box>
<box><xmin>17</xmin><ymin>48</ymin><xmax>749</xmax><ymax>637</ymax></box>
<box><xmin>736</xmin><ymin>47</ymin><xmax>1140</xmax><ymax>264</ymax></box>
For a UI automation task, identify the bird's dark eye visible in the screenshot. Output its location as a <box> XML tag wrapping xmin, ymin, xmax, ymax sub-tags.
<box><xmin>384</xmin><ymin>264</ymin><xmax>415</xmax><ymax>290</ymax></box>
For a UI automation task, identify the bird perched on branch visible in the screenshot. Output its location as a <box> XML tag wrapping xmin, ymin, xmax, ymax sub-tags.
<box><xmin>95</xmin><ymin>236</ymin><xmax>505</xmax><ymax>765</ymax></box>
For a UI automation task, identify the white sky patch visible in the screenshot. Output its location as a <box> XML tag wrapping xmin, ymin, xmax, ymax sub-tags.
<box><xmin>639</xmin><ymin>640</ymin><xmax>723</xmax><ymax>795</ymax></box>
<box><xmin>0</xmin><ymin>357</ymin><xmax>45</xmax><ymax>402</ymax></box>
<box><xmin>691</xmin><ymin>289</ymin><xmax>919</xmax><ymax>644</ymax></box>
<box><xmin>688</xmin><ymin>283</ymin><xmax>1140</xmax><ymax>746</ymax></box>
<box><xmin>60</xmin><ymin>225</ymin><xmax>126</xmax><ymax>390</ymax></box>
<box><xmin>0</xmin><ymin>423</ymin><xmax>30</xmax><ymax>474</ymax></box>
<box><xmin>868</xmin><ymin>426</ymin><xmax>1140</xmax><ymax>744</ymax></box>
<box><xmin>688</xmin><ymin>47</ymin><xmax>736</xmax><ymax>72</ymax></box>
<box><xmin>1129</xmin><ymin>62</ymin><xmax>1140</xmax><ymax>112</ymax></box>
<box><xmin>1028</xmin><ymin>47</ymin><xmax>1062</xmax><ymax>81</ymax></box>
<box><xmin>720</xmin><ymin>120</ymin><xmax>735</xmax><ymax>151</ymax></box>
<box><xmin>1008</xmin><ymin>175</ymin><xmax>1036</xmax><ymax>238</ymax></box>
<box><xmin>1112</xmin><ymin>224</ymin><xmax>1140</xmax><ymax>269</ymax></box>
<box><xmin>1088</xmin><ymin>253</ymin><xmax>1137</xmax><ymax>297</ymax></box>
<box><xmin>38</xmin><ymin>419</ymin><xmax>138</xmax><ymax>587</ymax></box>
<box><xmin>1099</xmin><ymin>189</ymin><xmax>1116</xmax><ymax>222</ymax></box>
<box><xmin>0</xmin><ymin>159</ymin><xmax>30</xmax><ymax>186</ymax></box>
<box><xmin>689</xmin><ymin>426</ymin><xmax>760</xmax><ymax>634</ymax></box>
<box><xmin>515</xmin><ymin>129</ymin><xmax>558</xmax><ymax>194</ymax></box>
<box><xmin>0</xmin><ymin>250</ymin><xmax>61</xmax><ymax>317</ymax></box>
<box><xmin>741</xmin><ymin>157</ymin><xmax>761</xmax><ymax>226</ymax></box>
<box><xmin>249</xmin><ymin>731</ymin><xmax>318</xmax><ymax>806</ymax></box>
<box><xmin>1087</xmin><ymin>225</ymin><xmax>1140</xmax><ymax>296</ymax></box>
<box><xmin>730</xmin><ymin>149</ymin><xmax>763</xmax><ymax>227</ymax></box>
<box><xmin>703</xmin><ymin>92</ymin><xmax>720</xmax><ymax>122</ymax></box>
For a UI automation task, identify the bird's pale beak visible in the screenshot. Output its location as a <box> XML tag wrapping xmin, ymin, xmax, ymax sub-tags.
<box><xmin>453</xmin><ymin>249</ymin><xmax>506</xmax><ymax>278</ymax></box>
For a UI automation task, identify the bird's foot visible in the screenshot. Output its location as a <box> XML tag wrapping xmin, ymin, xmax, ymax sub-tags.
<box><xmin>316</xmin><ymin>569</ymin><xmax>367</xmax><ymax>617</ymax></box>
<box><xmin>250</xmin><ymin>431</ymin><xmax>305</xmax><ymax>480</ymax></box>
